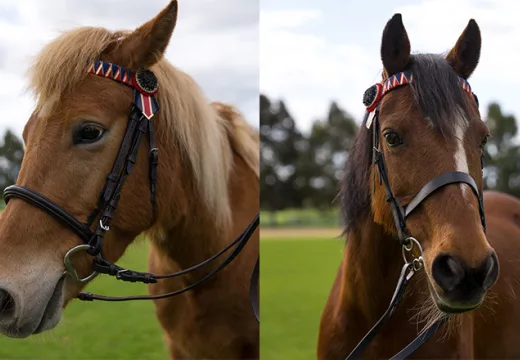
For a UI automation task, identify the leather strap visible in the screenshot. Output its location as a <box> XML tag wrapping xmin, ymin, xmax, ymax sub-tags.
<box><xmin>404</xmin><ymin>171</ymin><xmax>486</xmax><ymax>232</ymax></box>
<box><xmin>78</xmin><ymin>214</ymin><xmax>259</xmax><ymax>302</ymax></box>
<box><xmin>250</xmin><ymin>257</ymin><xmax>260</xmax><ymax>322</ymax></box>
<box><xmin>345</xmin><ymin>263</ymin><xmax>416</xmax><ymax>359</ymax></box>
<box><xmin>404</xmin><ymin>171</ymin><xmax>478</xmax><ymax>216</ymax></box>
<box><xmin>4</xmin><ymin>181</ymin><xmax>260</xmax><ymax>319</ymax></box>
<box><xmin>147</xmin><ymin>119</ymin><xmax>158</xmax><ymax>216</ymax></box>
<box><xmin>3</xmin><ymin>185</ymin><xmax>93</xmax><ymax>243</ymax></box>
<box><xmin>372</xmin><ymin>112</ymin><xmax>409</xmax><ymax>243</ymax></box>
<box><xmin>89</xmin><ymin>214</ymin><xmax>259</xmax><ymax>282</ymax></box>
<box><xmin>389</xmin><ymin>316</ymin><xmax>449</xmax><ymax>360</ymax></box>
<box><xmin>87</xmin><ymin>109</ymin><xmax>148</xmax><ymax>256</ymax></box>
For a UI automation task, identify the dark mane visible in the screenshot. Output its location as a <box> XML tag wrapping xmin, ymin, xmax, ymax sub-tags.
<box><xmin>340</xmin><ymin>53</ymin><xmax>472</xmax><ymax>233</ymax></box>
<box><xmin>408</xmin><ymin>54</ymin><xmax>471</xmax><ymax>135</ymax></box>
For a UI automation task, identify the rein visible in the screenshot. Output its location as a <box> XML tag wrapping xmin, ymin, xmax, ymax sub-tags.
<box><xmin>345</xmin><ymin>71</ymin><xmax>485</xmax><ymax>359</ymax></box>
<box><xmin>3</xmin><ymin>60</ymin><xmax>259</xmax><ymax>322</ymax></box>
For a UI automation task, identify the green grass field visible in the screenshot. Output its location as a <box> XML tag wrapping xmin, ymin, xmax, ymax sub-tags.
<box><xmin>260</xmin><ymin>237</ymin><xmax>344</xmax><ymax>360</ymax></box>
<box><xmin>0</xmin><ymin>242</ymin><xmax>169</xmax><ymax>360</ymax></box>
<box><xmin>260</xmin><ymin>208</ymin><xmax>341</xmax><ymax>228</ymax></box>
<box><xmin>0</xmin><ymin>231</ymin><xmax>344</xmax><ymax>359</ymax></box>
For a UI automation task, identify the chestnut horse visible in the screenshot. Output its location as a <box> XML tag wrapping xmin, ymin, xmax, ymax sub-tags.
<box><xmin>0</xmin><ymin>1</ymin><xmax>259</xmax><ymax>359</ymax></box>
<box><xmin>318</xmin><ymin>14</ymin><xmax>520</xmax><ymax>359</ymax></box>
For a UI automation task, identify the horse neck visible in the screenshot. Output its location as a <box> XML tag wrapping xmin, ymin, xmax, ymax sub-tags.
<box><xmin>148</xmin><ymin>134</ymin><xmax>258</xmax><ymax>273</ymax></box>
<box><xmin>341</xmin><ymin>216</ymin><xmax>418</xmax><ymax>323</ymax></box>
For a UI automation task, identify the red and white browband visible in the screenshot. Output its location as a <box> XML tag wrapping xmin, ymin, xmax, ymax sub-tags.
<box><xmin>86</xmin><ymin>61</ymin><xmax>160</xmax><ymax>120</ymax></box>
<box><xmin>362</xmin><ymin>71</ymin><xmax>477</xmax><ymax>115</ymax></box>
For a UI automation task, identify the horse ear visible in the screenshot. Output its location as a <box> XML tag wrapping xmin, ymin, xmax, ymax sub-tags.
<box><xmin>446</xmin><ymin>19</ymin><xmax>481</xmax><ymax>79</ymax></box>
<box><xmin>117</xmin><ymin>0</ymin><xmax>178</xmax><ymax>69</ymax></box>
<box><xmin>380</xmin><ymin>14</ymin><xmax>411</xmax><ymax>76</ymax></box>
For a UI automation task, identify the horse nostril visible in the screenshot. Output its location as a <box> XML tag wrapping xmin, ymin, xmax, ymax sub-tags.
<box><xmin>0</xmin><ymin>289</ymin><xmax>16</xmax><ymax>323</ymax></box>
<box><xmin>432</xmin><ymin>254</ymin><xmax>465</xmax><ymax>293</ymax></box>
<box><xmin>482</xmin><ymin>251</ymin><xmax>499</xmax><ymax>290</ymax></box>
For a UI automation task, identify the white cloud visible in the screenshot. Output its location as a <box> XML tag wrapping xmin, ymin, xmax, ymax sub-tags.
<box><xmin>0</xmin><ymin>0</ymin><xmax>258</xmax><ymax>138</ymax></box>
<box><xmin>260</xmin><ymin>9</ymin><xmax>380</xmax><ymax>132</ymax></box>
<box><xmin>395</xmin><ymin>0</ymin><xmax>520</xmax><ymax>94</ymax></box>
<box><xmin>261</xmin><ymin>0</ymin><xmax>520</xmax><ymax>133</ymax></box>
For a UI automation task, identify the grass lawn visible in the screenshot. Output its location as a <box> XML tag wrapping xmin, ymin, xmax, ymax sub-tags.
<box><xmin>0</xmin><ymin>242</ymin><xmax>169</xmax><ymax>360</ymax></box>
<box><xmin>260</xmin><ymin>208</ymin><xmax>341</xmax><ymax>228</ymax></box>
<box><xmin>260</xmin><ymin>237</ymin><xmax>344</xmax><ymax>360</ymax></box>
<box><xmin>0</xmin><ymin>230</ymin><xmax>345</xmax><ymax>359</ymax></box>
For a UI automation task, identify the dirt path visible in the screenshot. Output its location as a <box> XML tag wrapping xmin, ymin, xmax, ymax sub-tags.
<box><xmin>260</xmin><ymin>227</ymin><xmax>344</xmax><ymax>239</ymax></box>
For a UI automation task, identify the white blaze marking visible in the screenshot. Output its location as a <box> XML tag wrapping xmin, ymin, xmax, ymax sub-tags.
<box><xmin>454</xmin><ymin>117</ymin><xmax>469</xmax><ymax>199</ymax></box>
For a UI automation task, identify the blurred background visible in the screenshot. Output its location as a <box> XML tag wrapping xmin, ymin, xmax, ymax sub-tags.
<box><xmin>260</xmin><ymin>0</ymin><xmax>520</xmax><ymax>359</ymax></box>
<box><xmin>0</xmin><ymin>0</ymin><xmax>257</xmax><ymax>359</ymax></box>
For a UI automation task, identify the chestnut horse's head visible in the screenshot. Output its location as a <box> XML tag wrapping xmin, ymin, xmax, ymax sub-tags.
<box><xmin>342</xmin><ymin>14</ymin><xmax>497</xmax><ymax>313</ymax></box>
<box><xmin>0</xmin><ymin>0</ymin><xmax>235</xmax><ymax>337</ymax></box>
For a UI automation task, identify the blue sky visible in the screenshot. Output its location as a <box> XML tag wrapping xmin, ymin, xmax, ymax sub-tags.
<box><xmin>261</xmin><ymin>0</ymin><xmax>518</xmax><ymax>132</ymax></box>
<box><xmin>0</xmin><ymin>0</ymin><xmax>258</xmax><ymax>138</ymax></box>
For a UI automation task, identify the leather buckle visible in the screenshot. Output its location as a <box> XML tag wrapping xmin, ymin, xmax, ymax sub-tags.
<box><xmin>150</xmin><ymin>148</ymin><xmax>158</xmax><ymax>164</ymax></box>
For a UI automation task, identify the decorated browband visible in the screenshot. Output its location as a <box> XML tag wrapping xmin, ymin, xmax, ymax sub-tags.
<box><xmin>86</xmin><ymin>61</ymin><xmax>160</xmax><ymax>119</ymax></box>
<box><xmin>362</xmin><ymin>71</ymin><xmax>479</xmax><ymax>128</ymax></box>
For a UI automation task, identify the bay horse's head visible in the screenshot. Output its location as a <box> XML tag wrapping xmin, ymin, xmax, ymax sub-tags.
<box><xmin>342</xmin><ymin>14</ymin><xmax>497</xmax><ymax>313</ymax></box>
<box><xmin>0</xmin><ymin>0</ymin><xmax>234</xmax><ymax>337</ymax></box>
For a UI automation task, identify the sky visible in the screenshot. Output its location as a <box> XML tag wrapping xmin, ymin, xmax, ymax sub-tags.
<box><xmin>261</xmin><ymin>0</ymin><xmax>520</xmax><ymax>132</ymax></box>
<box><xmin>2</xmin><ymin>0</ymin><xmax>519</xmax><ymax>138</ymax></box>
<box><xmin>0</xmin><ymin>0</ymin><xmax>259</xmax><ymax>139</ymax></box>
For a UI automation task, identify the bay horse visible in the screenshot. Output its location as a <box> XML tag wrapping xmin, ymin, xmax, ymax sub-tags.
<box><xmin>0</xmin><ymin>1</ymin><xmax>259</xmax><ymax>359</ymax></box>
<box><xmin>318</xmin><ymin>14</ymin><xmax>520</xmax><ymax>359</ymax></box>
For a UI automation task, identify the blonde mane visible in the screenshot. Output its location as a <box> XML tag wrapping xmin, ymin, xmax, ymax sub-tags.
<box><xmin>212</xmin><ymin>102</ymin><xmax>260</xmax><ymax>179</ymax></box>
<box><xmin>26</xmin><ymin>26</ymin><xmax>257</xmax><ymax>224</ymax></box>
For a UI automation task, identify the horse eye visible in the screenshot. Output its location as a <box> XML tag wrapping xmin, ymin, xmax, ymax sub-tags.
<box><xmin>384</xmin><ymin>132</ymin><xmax>403</xmax><ymax>147</ymax></box>
<box><xmin>74</xmin><ymin>123</ymin><xmax>105</xmax><ymax>144</ymax></box>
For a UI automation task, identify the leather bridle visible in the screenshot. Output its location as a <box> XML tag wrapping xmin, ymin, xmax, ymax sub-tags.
<box><xmin>2</xmin><ymin>61</ymin><xmax>259</xmax><ymax>322</ymax></box>
<box><xmin>345</xmin><ymin>71</ymin><xmax>485</xmax><ymax>359</ymax></box>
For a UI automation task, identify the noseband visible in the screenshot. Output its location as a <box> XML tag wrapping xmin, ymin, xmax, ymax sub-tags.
<box><xmin>3</xmin><ymin>61</ymin><xmax>259</xmax><ymax>321</ymax></box>
<box><xmin>345</xmin><ymin>71</ymin><xmax>485</xmax><ymax>359</ymax></box>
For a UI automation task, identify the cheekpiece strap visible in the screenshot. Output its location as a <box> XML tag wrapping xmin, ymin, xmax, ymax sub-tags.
<box><xmin>87</xmin><ymin>61</ymin><xmax>160</xmax><ymax>119</ymax></box>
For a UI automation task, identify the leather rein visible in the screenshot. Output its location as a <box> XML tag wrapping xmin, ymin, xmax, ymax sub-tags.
<box><xmin>3</xmin><ymin>61</ymin><xmax>259</xmax><ymax>322</ymax></box>
<box><xmin>345</xmin><ymin>71</ymin><xmax>485</xmax><ymax>359</ymax></box>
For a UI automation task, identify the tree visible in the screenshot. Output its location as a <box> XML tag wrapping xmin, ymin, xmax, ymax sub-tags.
<box><xmin>482</xmin><ymin>102</ymin><xmax>520</xmax><ymax>197</ymax></box>
<box><xmin>0</xmin><ymin>130</ymin><xmax>24</xmax><ymax>191</ymax></box>
<box><xmin>303</xmin><ymin>102</ymin><xmax>358</xmax><ymax>209</ymax></box>
<box><xmin>260</xmin><ymin>94</ymin><xmax>307</xmax><ymax>212</ymax></box>
<box><xmin>260</xmin><ymin>95</ymin><xmax>360</xmax><ymax>214</ymax></box>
